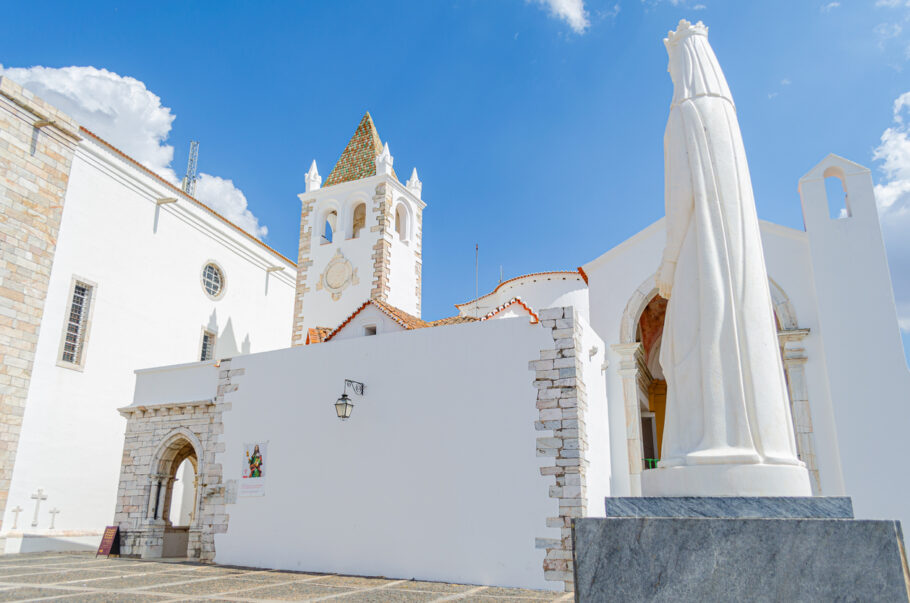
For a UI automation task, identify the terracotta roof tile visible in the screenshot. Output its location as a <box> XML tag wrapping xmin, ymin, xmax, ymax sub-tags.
<box><xmin>370</xmin><ymin>299</ymin><xmax>427</xmax><ymax>330</ymax></box>
<box><xmin>323</xmin><ymin>300</ymin><xmax>478</xmax><ymax>342</ymax></box>
<box><xmin>306</xmin><ymin>327</ymin><xmax>333</xmax><ymax>345</ymax></box>
<box><xmin>324</xmin><ymin>112</ymin><xmax>398</xmax><ymax>187</ymax></box>
<box><xmin>428</xmin><ymin>315</ymin><xmax>479</xmax><ymax>326</ymax></box>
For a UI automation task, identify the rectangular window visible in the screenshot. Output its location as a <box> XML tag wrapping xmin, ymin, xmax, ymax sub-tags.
<box><xmin>363</xmin><ymin>325</ymin><xmax>377</xmax><ymax>336</ymax></box>
<box><xmin>58</xmin><ymin>278</ymin><xmax>95</xmax><ymax>369</ymax></box>
<box><xmin>200</xmin><ymin>330</ymin><xmax>216</xmax><ymax>361</ymax></box>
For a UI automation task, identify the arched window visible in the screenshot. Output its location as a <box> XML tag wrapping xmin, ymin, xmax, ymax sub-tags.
<box><xmin>352</xmin><ymin>203</ymin><xmax>366</xmax><ymax>239</ymax></box>
<box><xmin>322</xmin><ymin>210</ymin><xmax>337</xmax><ymax>244</ymax></box>
<box><xmin>395</xmin><ymin>204</ymin><xmax>408</xmax><ymax>242</ymax></box>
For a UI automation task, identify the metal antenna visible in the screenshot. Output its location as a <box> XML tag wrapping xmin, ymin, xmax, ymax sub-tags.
<box><xmin>474</xmin><ymin>243</ymin><xmax>480</xmax><ymax>318</ymax></box>
<box><xmin>181</xmin><ymin>141</ymin><xmax>199</xmax><ymax>197</ymax></box>
<box><xmin>500</xmin><ymin>265</ymin><xmax>503</xmax><ymax>284</ymax></box>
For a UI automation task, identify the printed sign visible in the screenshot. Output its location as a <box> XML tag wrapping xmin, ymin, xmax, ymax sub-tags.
<box><xmin>240</xmin><ymin>441</ymin><xmax>268</xmax><ymax>497</ymax></box>
<box><xmin>96</xmin><ymin>526</ymin><xmax>120</xmax><ymax>557</ymax></box>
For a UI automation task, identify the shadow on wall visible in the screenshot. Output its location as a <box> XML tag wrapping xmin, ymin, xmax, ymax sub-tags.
<box><xmin>16</xmin><ymin>536</ymin><xmax>99</xmax><ymax>553</ymax></box>
<box><xmin>206</xmin><ymin>310</ymin><xmax>252</xmax><ymax>359</ymax></box>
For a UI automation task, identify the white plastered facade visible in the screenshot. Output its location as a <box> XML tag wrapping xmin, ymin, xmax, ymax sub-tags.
<box><xmin>1</xmin><ymin>133</ymin><xmax>296</xmax><ymax>553</ymax></box>
<box><xmin>110</xmin><ymin>146</ymin><xmax>909</xmax><ymax>590</ymax></box>
<box><xmin>0</xmin><ymin>81</ymin><xmax>897</xmax><ymax>590</ymax></box>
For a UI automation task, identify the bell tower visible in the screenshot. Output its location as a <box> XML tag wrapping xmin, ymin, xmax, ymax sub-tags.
<box><xmin>291</xmin><ymin>113</ymin><xmax>425</xmax><ymax>345</ymax></box>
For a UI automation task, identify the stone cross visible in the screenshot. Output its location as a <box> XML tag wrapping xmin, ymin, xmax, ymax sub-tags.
<box><xmin>30</xmin><ymin>489</ymin><xmax>47</xmax><ymax>527</ymax></box>
<box><xmin>10</xmin><ymin>506</ymin><xmax>22</xmax><ymax>530</ymax></box>
<box><xmin>48</xmin><ymin>508</ymin><xmax>60</xmax><ymax>529</ymax></box>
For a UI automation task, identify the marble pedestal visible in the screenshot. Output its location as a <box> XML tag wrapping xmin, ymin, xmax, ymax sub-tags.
<box><xmin>573</xmin><ymin>497</ymin><xmax>910</xmax><ymax>602</ymax></box>
<box><xmin>640</xmin><ymin>463</ymin><xmax>812</xmax><ymax>497</ymax></box>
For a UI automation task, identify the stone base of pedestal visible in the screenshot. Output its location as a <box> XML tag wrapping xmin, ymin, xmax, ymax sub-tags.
<box><xmin>572</xmin><ymin>497</ymin><xmax>910</xmax><ymax>602</ymax></box>
<box><xmin>640</xmin><ymin>463</ymin><xmax>812</xmax><ymax>497</ymax></box>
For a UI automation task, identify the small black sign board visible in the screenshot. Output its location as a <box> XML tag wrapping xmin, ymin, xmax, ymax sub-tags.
<box><xmin>96</xmin><ymin>526</ymin><xmax>120</xmax><ymax>557</ymax></box>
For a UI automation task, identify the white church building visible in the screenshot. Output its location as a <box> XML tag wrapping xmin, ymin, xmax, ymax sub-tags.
<box><xmin>0</xmin><ymin>61</ymin><xmax>908</xmax><ymax>592</ymax></box>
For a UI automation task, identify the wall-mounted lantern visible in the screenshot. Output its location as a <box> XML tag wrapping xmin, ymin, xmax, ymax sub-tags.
<box><xmin>335</xmin><ymin>379</ymin><xmax>365</xmax><ymax>420</ymax></box>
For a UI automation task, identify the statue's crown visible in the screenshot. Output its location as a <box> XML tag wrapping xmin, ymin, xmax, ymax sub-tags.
<box><xmin>664</xmin><ymin>19</ymin><xmax>708</xmax><ymax>49</ymax></box>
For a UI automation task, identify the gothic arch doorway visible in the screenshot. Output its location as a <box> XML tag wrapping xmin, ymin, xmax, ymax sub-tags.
<box><xmin>146</xmin><ymin>429</ymin><xmax>202</xmax><ymax>558</ymax></box>
<box><xmin>614</xmin><ymin>274</ymin><xmax>821</xmax><ymax>495</ymax></box>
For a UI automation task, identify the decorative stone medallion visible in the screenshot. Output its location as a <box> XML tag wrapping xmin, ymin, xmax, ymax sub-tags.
<box><xmin>317</xmin><ymin>250</ymin><xmax>358</xmax><ymax>300</ymax></box>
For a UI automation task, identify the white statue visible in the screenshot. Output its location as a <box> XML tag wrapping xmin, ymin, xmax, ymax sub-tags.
<box><xmin>642</xmin><ymin>20</ymin><xmax>811</xmax><ymax>496</ymax></box>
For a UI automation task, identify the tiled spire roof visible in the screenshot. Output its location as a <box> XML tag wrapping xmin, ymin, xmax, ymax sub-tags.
<box><xmin>324</xmin><ymin>112</ymin><xmax>397</xmax><ymax>187</ymax></box>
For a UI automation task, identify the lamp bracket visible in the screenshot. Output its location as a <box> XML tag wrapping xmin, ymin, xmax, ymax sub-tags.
<box><xmin>344</xmin><ymin>379</ymin><xmax>365</xmax><ymax>396</ymax></box>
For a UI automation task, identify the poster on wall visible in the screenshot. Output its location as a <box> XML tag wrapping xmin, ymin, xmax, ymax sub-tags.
<box><xmin>239</xmin><ymin>441</ymin><xmax>268</xmax><ymax>497</ymax></box>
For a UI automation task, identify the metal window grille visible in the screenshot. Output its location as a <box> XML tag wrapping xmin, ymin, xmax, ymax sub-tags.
<box><xmin>202</xmin><ymin>264</ymin><xmax>223</xmax><ymax>297</ymax></box>
<box><xmin>200</xmin><ymin>331</ymin><xmax>216</xmax><ymax>362</ymax></box>
<box><xmin>61</xmin><ymin>283</ymin><xmax>92</xmax><ymax>364</ymax></box>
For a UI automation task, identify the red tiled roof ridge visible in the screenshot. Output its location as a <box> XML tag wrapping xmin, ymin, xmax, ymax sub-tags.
<box><xmin>454</xmin><ymin>270</ymin><xmax>585</xmax><ymax>309</ymax></box>
<box><xmin>480</xmin><ymin>297</ymin><xmax>539</xmax><ymax>324</ymax></box>
<box><xmin>323</xmin><ymin>299</ymin><xmax>427</xmax><ymax>342</ymax></box>
<box><xmin>78</xmin><ymin>126</ymin><xmax>295</xmax><ymax>266</ymax></box>
<box><xmin>324</xmin><ymin>299</ymin><xmax>484</xmax><ymax>342</ymax></box>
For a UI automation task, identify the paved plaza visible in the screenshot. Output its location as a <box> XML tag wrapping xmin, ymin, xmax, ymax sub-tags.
<box><xmin>0</xmin><ymin>553</ymin><xmax>572</xmax><ymax>602</ymax></box>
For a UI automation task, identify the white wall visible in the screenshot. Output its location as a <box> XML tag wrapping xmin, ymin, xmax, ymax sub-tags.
<box><xmin>578</xmin><ymin>315</ymin><xmax>611</xmax><ymax>516</ymax></box>
<box><xmin>2</xmin><ymin>137</ymin><xmax>296</xmax><ymax>550</ymax></box>
<box><xmin>388</xmin><ymin>235</ymin><xmax>419</xmax><ymax>316</ymax></box>
<box><xmin>799</xmin><ymin>155</ymin><xmax>910</xmax><ymax>531</ymax></box>
<box><xmin>213</xmin><ymin>318</ymin><xmax>561</xmax><ymax>589</ymax></box>
<box><xmin>458</xmin><ymin>274</ymin><xmax>589</xmax><ymax>322</ymax></box>
<box><xmin>169</xmin><ymin>460</ymin><xmax>195</xmax><ymax>526</ymax></box>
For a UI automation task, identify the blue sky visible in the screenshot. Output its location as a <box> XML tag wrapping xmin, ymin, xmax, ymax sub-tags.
<box><xmin>2</xmin><ymin>0</ymin><xmax>908</xmax><ymax>358</ymax></box>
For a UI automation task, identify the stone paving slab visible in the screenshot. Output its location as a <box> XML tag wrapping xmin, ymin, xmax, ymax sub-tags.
<box><xmin>0</xmin><ymin>552</ymin><xmax>571</xmax><ymax>601</ymax></box>
<box><xmin>330</xmin><ymin>590</ymin><xmax>440</xmax><ymax>602</ymax></box>
<box><xmin>387</xmin><ymin>581</ymin><xmax>476</xmax><ymax>593</ymax></box>
<box><xmin>140</xmin><ymin>576</ymin><xmax>283</xmax><ymax>596</ymax></box>
<box><xmin>227</xmin><ymin>581</ymin><xmax>356</xmax><ymax>600</ymax></box>
<box><xmin>51</xmin><ymin>593</ymin><xmax>176</xmax><ymax>602</ymax></box>
<box><xmin>83</xmin><ymin>569</ymin><xmax>217</xmax><ymax>589</ymax></box>
<box><xmin>2</xmin><ymin>569</ymin><xmax>124</xmax><ymax>584</ymax></box>
<box><xmin>0</xmin><ymin>586</ymin><xmax>85</xmax><ymax>601</ymax></box>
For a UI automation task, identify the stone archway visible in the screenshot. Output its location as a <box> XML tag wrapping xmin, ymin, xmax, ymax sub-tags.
<box><xmin>114</xmin><ymin>393</ymin><xmax>230</xmax><ymax>562</ymax></box>
<box><xmin>141</xmin><ymin>429</ymin><xmax>203</xmax><ymax>559</ymax></box>
<box><xmin>613</xmin><ymin>274</ymin><xmax>822</xmax><ymax>495</ymax></box>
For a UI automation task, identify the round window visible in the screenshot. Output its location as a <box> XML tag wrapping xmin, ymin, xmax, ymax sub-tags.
<box><xmin>201</xmin><ymin>263</ymin><xmax>225</xmax><ymax>299</ymax></box>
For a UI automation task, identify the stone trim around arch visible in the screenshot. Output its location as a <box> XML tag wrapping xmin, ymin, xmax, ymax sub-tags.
<box><xmin>616</xmin><ymin>274</ymin><xmax>822</xmax><ymax>495</ymax></box>
<box><xmin>148</xmin><ymin>427</ymin><xmax>204</xmax><ymax>477</ymax></box>
<box><xmin>113</xmin><ymin>360</ymin><xmax>239</xmax><ymax>560</ymax></box>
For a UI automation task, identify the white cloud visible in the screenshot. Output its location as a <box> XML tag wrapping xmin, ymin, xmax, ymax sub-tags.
<box><xmin>781</xmin><ymin>78</ymin><xmax>791</xmax><ymax>85</ymax></box>
<box><xmin>875</xmin><ymin>21</ymin><xmax>903</xmax><ymax>47</ymax></box>
<box><xmin>195</xmin><ymin>174</ymin><xmax>268</xmax><ymax>238</ymax></box>
<box><xmin>873</xmin><ymin>91</ymin><xmax>910</xmax><ymax>333</ymax></box>
<box><xmin>876</xmin><ymin>0</ymin><xmax>910</xmax><ymax>7</ymax></box>
<box><xmin>820</xmin><ymin>2</ymin><xmax>840</xmax><ymax>12</ymax></box>
<box><xmin>0</xmin><ymin>65</ymin><xmax>268</xmax><ymax>240</ymax></box>
<box><xmin>531</xmin><ymin>0</ymin><xmax>590</xmax><ymax>33</ymax></box>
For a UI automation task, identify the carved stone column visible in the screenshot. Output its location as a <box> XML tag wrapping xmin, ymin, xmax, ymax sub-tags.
<box><xmin>779</xmin><ymin>329</ymin><xmax>821</xmax><ymax>494</ymax></box>
<box><xmin>612</xmin><ymin>343</ymin><xmax>647</xmax><ymax>496</ymax></box>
